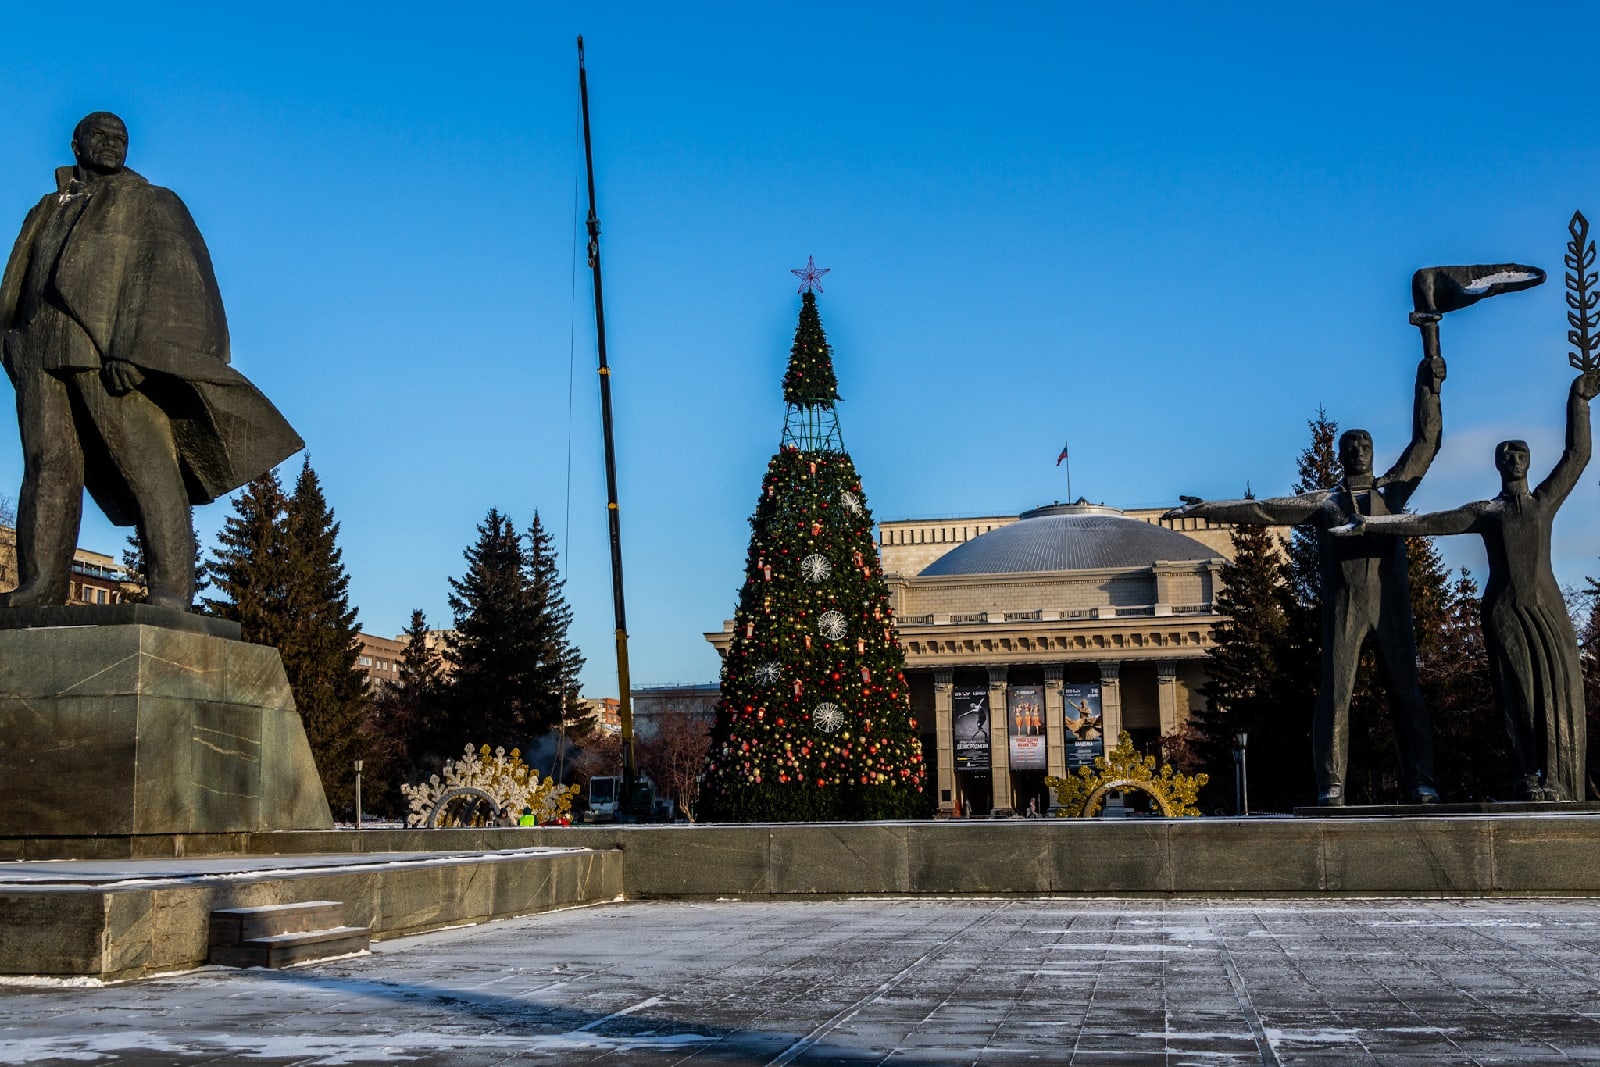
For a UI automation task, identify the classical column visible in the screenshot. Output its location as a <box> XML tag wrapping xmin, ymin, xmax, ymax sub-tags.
<box><xmin>933</xmin><ymin>669</ymin><xmax>955</xmax><ymax>815</ymax></box>
<box><xmin>1157</xmin><ymin>661</ymin><xmax>1179</xmax><ymax>735</ymax></box>
<box><xmin>987</xmin><ymin>665</ymin><xmax>1012</xmax><ymax>812</ymax></box>
<box><xmin>1043</xmin><ymin>664</ymin><xmax>1066</xmax><ymax>782</ymax></box>
<box><xmin>1097</xmin><ymin>661</ymin><xmax>1123</xmax><ymax>742</ymax></box>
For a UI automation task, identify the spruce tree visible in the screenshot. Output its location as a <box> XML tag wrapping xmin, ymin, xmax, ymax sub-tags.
<box><xmin>1582</xmin><ymin>572</ymin><xmax>1600</xmax><ymax>799</ymax></box>
<box><xmin>699</xmin><ymin>287</ymin><xmax>927</xmax><ymax>822</ymax></box>
<box><xmin>1426</xmin><ymin>567</ymin><xmax>1498</xmax><ymax>799</ymax></box>
<box><xmin>365</xmin><ymin>608</ymin><xmax>447</xmax><ymax>813</ymax></box>
<box><xmin>203</xmin><ymin>470</ymin><xmax>291</xmax><ymax>649</ymax></box>
<box><xmin>443</xmin><ymin>509</ymin><xmax>539</xmax><ymax>753</ymax></box>
<box><xmin>1184</xmin><ymin>506</ymin><xmax>1303</xmax><ymax>811</ymax></box>
<box><xmin>524</xmin><ymin>512</ymin><xmax>586</xmax><ymax>736</ymax></box>
<box><xmin>203</xmin><ymin>461</ymin><xmax>368</xmax><ymax>813</ymax></box>
<box><xmin>280</xmin><ymin>459</ymin><xmax>369</xmax><ymax>812</ymax></box>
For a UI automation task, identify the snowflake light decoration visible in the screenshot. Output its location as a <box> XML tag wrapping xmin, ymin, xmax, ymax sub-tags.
<box><xmin>837</xmin><ymin>490</ymin><xmax>862</xmax><ymax>515</ymax></box>
<box><xmin>813</xmin><ymin>702</ymin><xmax>845</xmax><ymax>733</ymax></box>
<box><xmin>818</xmin><ymin>610</ymin><xmax>847</xmax><ymax>640</ymax></box>
<box><xmin>800</xmin><ymin>554</ymin><xmax>832</xmax><ymax>583</ymax></box>
<box><xmin>401</xmin><ymin>744</ymin><xmax>577</xmax><ymax>828</ymax></box>
<box><xmin>754</xmin><ymin>661</ymin><xmax>782</xmax><ymax>687</ymax></box>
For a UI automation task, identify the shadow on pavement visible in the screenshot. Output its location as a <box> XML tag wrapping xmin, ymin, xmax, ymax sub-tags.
<box><xmin>250</xmin><ymin>966</ymin><xmax>946</xmax><ymax>1066</ymax></box>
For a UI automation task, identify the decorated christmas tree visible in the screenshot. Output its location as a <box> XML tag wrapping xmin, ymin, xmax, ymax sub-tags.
<box><xmin>699</xmin><ymin>263</ymin><xmax>927</xmax><ymax>822</ymax></box>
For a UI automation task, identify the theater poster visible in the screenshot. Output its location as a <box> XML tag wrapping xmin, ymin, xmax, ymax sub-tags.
<box><xmin>1062</xmin><ymin>682</ymin><xmax>1105</xmax><ymax>770</ymax></box>
<box><xmin>952</xmin><ymin>686</ymin><xmax>990</xmax><ymax>771</ymax></box>
<box><xmin>1007</xmin><ymin>685</ymin><xmax>1046</xmax><ymax>771</ymax></box>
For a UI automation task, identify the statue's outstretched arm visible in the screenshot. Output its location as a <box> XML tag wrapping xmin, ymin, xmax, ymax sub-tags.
<box><xmin>1533</xmin><ymin>372</ymin><xmax>1597</xmax><ymax>507</ymax></box>
<box><xmin>1165</xmin><ymin>492</ymin><xmax>1326</xmax><ymax>527</ymax></box>
<box><xmin>1382</xmin><ymin>354</ymin><xmax>1447</xmax><ymax>507</ymax></box>
<box><xmin>1334</xmin><ymin>502</ymin><xmax>1489</xmax><ymax>539</ymax></box>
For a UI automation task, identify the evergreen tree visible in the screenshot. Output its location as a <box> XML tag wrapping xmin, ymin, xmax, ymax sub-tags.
<box><xmin>1259</xmin><ymin>407</ymin><xmax>1339</xmax><ymax>801</ymax></box>
<box><xmin>438</xmin><ymin>508</ymin><xmax>588</xmax><ymax>761</ymax></box>
<box><xmin>203</xmin><ymin>461</ymin><xmax>368</xmax><ymax>813</ymax></box>
<box><xmin>1582</xmin><ymin>572</ymin><xmax>1600</xmax><ymax>799</ymax></box>
<box><xmin>203</xmin><ymin>470</ymin><xmax>291</xmax><ymax>648</ymax></box>
<box><xmin>699</xmin><ymin>289</ymin><xmax>926</xmax><ymax>822</ymax></box>
<box><xmin>279</xmin><ymin>459</ymin><xmax>369</xmax><ymax>812</ymax></box>
<box><xmin>1426</xmin><ymin>567</ymin><xmax>1499</xmax><ymax>799</ymax></box>
<box><xmin>523</xmin><ymin>512</ymin><xmax>586</xmax><ymax>736</ymax></box>
<box><xmin>1181</xmin><ymin>505</ymin><xmax>1303</xmax><ymax>811</ymax></box>
<box><xmin>443</xmin><ymin>509</ymin><xmax>539</xmax><ymax>753</ymax></box>
<box><xmin>364</xmin><ymin>609</ymin><xmax>447</xmax><ymax>814</ymax></box>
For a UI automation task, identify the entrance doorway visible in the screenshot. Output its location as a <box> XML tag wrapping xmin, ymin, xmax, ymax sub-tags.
<box><xmin>956</xmin><ymin>773</ymin><xmax>993</xmax><ymax>818</ymax></box>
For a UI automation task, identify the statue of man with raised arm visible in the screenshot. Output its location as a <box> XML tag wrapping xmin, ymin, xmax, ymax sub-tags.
<box><xmin>1167</xmin><ymin>351</ymin><xmax>1447</xmax><ymax>806</ymax></box>
<box><xmin>0</xmin><ymin>112</ymin><xmax>301</xmax><ymax>610</ymax></box>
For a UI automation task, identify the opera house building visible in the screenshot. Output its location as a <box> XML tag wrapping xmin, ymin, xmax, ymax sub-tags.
<box><xmin>879</xmin><ymin>502</ymin><xmax>1232</xmax><ymax>817</ymax></box>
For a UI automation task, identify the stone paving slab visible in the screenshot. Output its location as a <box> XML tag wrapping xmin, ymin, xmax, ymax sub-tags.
<box><xmin>4</xmin><ymin>897</ymin><xmax>1600</xmax><ymax>1064</ymax></box>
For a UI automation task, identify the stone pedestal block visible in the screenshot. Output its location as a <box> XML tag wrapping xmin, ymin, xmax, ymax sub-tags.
<box><xmin>0</xmin><ymin>617</ymin><xmax>332</xmax><ymax>835</ymax></box>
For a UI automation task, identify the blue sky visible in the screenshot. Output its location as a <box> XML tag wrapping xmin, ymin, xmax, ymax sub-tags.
<box><xmin>2</xmin><ymin>2</ymin><xmax>1597</xmax><ymax>695</ymax></box>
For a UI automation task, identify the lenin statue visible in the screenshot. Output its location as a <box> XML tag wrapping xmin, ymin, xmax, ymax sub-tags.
<box><xmin>0</xmin><ymin>112</ymin><xmax>302</xmax><ymax>610</ymax></box>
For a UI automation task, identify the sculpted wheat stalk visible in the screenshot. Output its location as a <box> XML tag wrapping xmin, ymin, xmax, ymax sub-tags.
<box><xmin>1567</xmin><ymin>210</ymin><xmax>1599</xmax><ymax>376</ymax></box>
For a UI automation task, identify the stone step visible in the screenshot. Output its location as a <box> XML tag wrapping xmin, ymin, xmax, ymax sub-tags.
<box><xmin>208</xmin><ymin>925</ymin><xmax>372</xmax><ymax>969</ymax></box>
<box><xmin>210</xmin><ymin>901</ymin><xmax>347</xmax><ymax>946</ymax></box>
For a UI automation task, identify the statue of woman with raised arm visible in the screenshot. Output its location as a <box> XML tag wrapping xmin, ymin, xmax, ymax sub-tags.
<box><xmin>1343</xmin><ymin>370</ymin><xmax>1599</xmax><ymax>801</ymax></box>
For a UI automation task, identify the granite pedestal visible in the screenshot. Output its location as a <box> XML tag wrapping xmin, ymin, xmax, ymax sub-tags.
<box><xmin>0</xmin><ymin>607</ymin><xmax>332</xmax><ymax>836</ymax></box>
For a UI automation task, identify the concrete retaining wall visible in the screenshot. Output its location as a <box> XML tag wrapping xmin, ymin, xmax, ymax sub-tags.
<box><xmin>246</xmin><ymin>816</ymin><xmax>1600</xmax><ymax>898</ymax></box>
<box><xmin>0</xmin><ymin>848</ymin><xmax>621</xmax><ymax>981</ymax></box>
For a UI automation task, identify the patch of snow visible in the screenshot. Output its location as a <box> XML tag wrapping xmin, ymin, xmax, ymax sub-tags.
<box><xmin>1462</xmin><ymin>270</ymin><xmax>1540</xmax><ymax>294</ymax></box>
<box><xmin>1266</xmin><ymin>1025</ymin><xmax>1454</xmax><ymax>1046</ymax></box>
<box><xmin>0</xmin><ymin>1024</ymin><xmax>724</xmax><ymax>1065</ymax></box>
<box><xmin>1043</xmin><ymin>943</ymin><xmax>1202</xmax><ymax>952</ymax></box>
<box><xmin>0</xmin><ymin>975</ymin><xmax>107</xmax><ymax>988</ymax></box>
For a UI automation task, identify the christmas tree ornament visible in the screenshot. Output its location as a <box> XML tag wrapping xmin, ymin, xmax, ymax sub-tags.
<box><xmin>800</xmin><ymin>554</ymin><xmax>832</xmax><ymax>582</ymax></box>
<box><xmin>813</xmin><ymin>702</ymin><xmax>845</xmax><ymax>733</ymax></box>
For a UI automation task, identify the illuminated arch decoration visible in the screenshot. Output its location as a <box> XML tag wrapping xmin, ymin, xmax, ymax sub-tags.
<box><xmin>403</xmin><ymin>744</ymin><xmax>578</xmax><ymax>828</ymax></box>
<box><xmin>1046</xmin><ymin>731</ymin><xmax>1206</xmax><ymax>818</ymax></box>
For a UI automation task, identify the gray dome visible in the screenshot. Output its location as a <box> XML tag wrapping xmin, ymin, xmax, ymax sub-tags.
<box><xmin>919</xmin><ymin>503</ymin><xmax>1219</xmax><ymax>576</ymax></box>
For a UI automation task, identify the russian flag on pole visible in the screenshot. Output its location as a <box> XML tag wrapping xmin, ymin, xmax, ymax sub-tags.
<box><xmin>1055</xmin><ymin>441</ymin><xmax>1069</xmax><ymax>466</ymax></box>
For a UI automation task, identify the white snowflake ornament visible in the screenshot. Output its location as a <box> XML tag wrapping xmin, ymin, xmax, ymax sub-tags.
<box><xmin>800</xmin><ymin>554</ymin><xmax>832</xmax><ymax>582</ymax></box>
<box><xmin>813</xmin><ymin>702</ymin><xmax>845</xmax><ymax>733</ymax></box>
<box><xmin>818</xmin><ymin>610</ymin><xmax>847</xmax><ymax>640</ymax></box>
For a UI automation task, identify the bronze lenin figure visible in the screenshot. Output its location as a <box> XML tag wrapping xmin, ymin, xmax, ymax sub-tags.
<box><xmin>0</xmin><ymin>112</ymin><xmax>301</xmax><ymax>610</ymax></box>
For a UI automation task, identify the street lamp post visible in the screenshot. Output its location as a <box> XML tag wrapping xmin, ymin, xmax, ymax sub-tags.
<box><xmin>354</xmin><ymin>759</ymin><xmax>364</xmax><ymax>830</ymax></box>
<box><xmin>1234</xmin><ymin>730</ymin><xmax>1249</xmax><ymax>815</ymax></box>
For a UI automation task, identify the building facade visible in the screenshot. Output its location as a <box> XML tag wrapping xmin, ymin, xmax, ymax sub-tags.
<box><xmin>354</xmin><ymin>628</ymin><xmax>454</xmax><ymax>691</ymax></box>
<box><xmin>0</xmin><ymin>526</ymin><xmax>136</xmax><ymax>605</ymax></box>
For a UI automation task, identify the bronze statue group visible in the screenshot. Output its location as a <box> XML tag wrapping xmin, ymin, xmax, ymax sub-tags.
<box><xmin>1171</xmin><ymin>260</ymin><xmax>1597</xmax><ymax>805</ymax></box>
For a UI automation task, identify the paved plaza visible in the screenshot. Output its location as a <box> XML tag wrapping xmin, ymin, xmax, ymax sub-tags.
<box><xmin>5</xmin><ymin>896</ymin><xmax>1600</xmax><ymax>1065</ymax></box>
